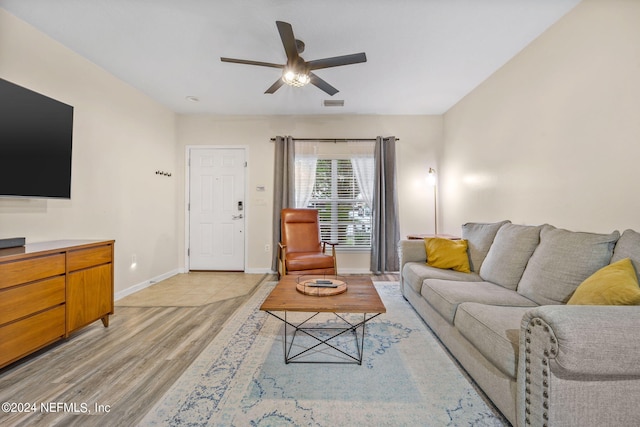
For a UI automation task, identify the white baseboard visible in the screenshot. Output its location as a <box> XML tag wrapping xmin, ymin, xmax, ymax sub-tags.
<box><xmin>337</xmin><ymin>268</ymin><xmax>373</xmax><ymax>274</ymax></box>
<box><xmin>245</xmin><ymin>268</ymin><xmax>275</xmax><ymax>274</ymax></box>
<box><xmin>115</xmin><ymin>268</ymin><xmax>181</xmax><ymax>301</ymax></box>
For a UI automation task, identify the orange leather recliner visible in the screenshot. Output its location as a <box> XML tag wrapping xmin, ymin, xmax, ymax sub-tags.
<box><xmin>278</xmin><ymin>208</ymin><xmax>337</xmax><ymax>277</ymax></box>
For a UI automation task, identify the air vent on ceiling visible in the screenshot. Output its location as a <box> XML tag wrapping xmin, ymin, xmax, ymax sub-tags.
<box><xmin>323</xmin><ymin>99</ymin><xmax>344</xmax><ymax>107</ymax></box>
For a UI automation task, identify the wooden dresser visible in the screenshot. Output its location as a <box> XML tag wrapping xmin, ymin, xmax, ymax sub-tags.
<box><xmin>0</xmin><ymin>240</ymin><xmax>114</xmax><ymax>369</ymax></box>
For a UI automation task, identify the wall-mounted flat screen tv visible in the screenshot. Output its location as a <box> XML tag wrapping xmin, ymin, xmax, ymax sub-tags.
<box><xmin>0</xmin><ymin>78</ymin><xmax>74</xmax><ymax>199</ymax></box>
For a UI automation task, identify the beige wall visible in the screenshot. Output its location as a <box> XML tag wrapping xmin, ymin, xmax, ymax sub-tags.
<box><xmin>177</xmin><ymin>114</ymin><xmax>443</xmax><ymax>273</ymax></box>
<box><xmin>7</xmin><ymin>0</ymin><xmax>632</xmax><ymax>282</ymax></box>
<box><xmin>0</xmin><ymin>9</ymin><xmax>180</xmax><ymax>295</ymax></box>
<box><xmin>0</xmin><ymin>7</ymin><xmax>442</xmax><ymax>284</ymax></box>
<box><xmin>441</xmin><ymin>0</ymin><xmax>640</xmax><ymax>235</ymax></box>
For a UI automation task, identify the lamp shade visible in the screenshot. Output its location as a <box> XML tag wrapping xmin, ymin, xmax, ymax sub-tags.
<box><xmin>427</xmin><ymin>168</ymin><xmax>437</xmax><ymax>186</ymax></box>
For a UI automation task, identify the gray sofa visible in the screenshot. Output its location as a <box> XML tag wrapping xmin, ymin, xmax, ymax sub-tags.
<box><xmin>399</xmin><ymin>221</ymin><xmax>640</xmax><ymax>426</ymax></box>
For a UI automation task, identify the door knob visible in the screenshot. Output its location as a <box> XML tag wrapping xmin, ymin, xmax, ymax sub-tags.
<box><xmin>232</xmin><ymin>214</ymin><xmax>244</xmax><ymax>220</ymax></box>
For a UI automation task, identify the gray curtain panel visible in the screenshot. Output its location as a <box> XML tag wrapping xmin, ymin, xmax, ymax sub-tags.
<box><xmin>271</xmin><ymin>136</ymin><xmax>295</xmax><ymax>271</ymax></box>
<box><xmin>371</xmin><ymin>136</ymin><xmax>400</xmax><ymax>273</ymax></box>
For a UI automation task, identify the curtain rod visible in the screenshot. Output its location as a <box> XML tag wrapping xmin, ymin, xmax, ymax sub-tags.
<box><xmin>270</xmin><ymin>137</ymin><xmax>399</xmax><ymax>142</ymax></box>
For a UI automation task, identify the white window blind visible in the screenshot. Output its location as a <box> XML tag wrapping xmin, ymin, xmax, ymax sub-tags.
<box><xmin>304</xmin><ymin>158</ymin><xmax>373</xmax><ymax>249</ymax></box>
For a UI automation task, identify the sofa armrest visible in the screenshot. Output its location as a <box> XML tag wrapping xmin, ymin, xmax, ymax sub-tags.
<box><xmin>398</xmin><ymin>239</ymin><xmax>427</xmax><ymax>265</ymax></box>
<box><xmin>522</xmin><ymin>305</ymin><xmax>640</xmax><ymax>376</ymax></box>
<box><xmin>398</xmin><ymin>239</ymin><xmax>426</xmax><ymax>293</ymax></box>
<box><xmin>518</xmin><ymin>305</ymin><xmax>640</xmax><ymax>426</ymax></box>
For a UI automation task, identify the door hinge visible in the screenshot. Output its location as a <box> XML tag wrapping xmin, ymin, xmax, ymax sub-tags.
<box><xmin>187</xmin><ymin>248</ymin><xmax>190</xmax><ymax>256</ymax></box>
<box><xmin>188</xmin><ymin>203</ymin><xmax>190</xmax><ymax>211</ymax></box>
<box><xmin>244</xmin><ymin>161</ymin><xmax>247</xmax><ymax>167</ymax></box>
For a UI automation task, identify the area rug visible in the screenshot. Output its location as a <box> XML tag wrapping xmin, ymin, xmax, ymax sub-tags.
<box><xmin>141</xmin><ymin>282</ymin><xmax>509</xmax><ymax>426</ymax></box>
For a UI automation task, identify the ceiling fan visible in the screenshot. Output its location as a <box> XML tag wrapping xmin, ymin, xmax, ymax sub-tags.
<box><xmin>220</xmin><ymin>21</ymin><xmax>367</xmax><ymax>96</ymax></box>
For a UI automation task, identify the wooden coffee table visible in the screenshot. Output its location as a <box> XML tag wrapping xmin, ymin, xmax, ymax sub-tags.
<box><xmin>260</xmin><ymin>275</ymin><xmax>386</xmax><ymax>364</ymax></box>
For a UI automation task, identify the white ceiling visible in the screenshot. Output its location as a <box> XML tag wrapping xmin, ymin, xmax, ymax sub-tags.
<box><xmin>0</xmin><ymin>0</ymin><xmax>581</xmax><ymax>115</ymax></box>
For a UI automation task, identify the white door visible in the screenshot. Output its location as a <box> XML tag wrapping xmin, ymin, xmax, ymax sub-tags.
<box><xmin>189</xmin><ymin>148</ymin><xmax>245</xmax><ymax>270</ymax></box>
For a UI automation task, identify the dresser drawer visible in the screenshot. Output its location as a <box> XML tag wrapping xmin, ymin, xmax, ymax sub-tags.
<box><xmin>0</xmin><ymin>254</ymin><xmax>65</xmax><ymax>290</ymax></box>
<box><xmin>0</xmin><ymin>276</ymin><xmax>65</xmax><ymax>325</ymax></box>
<box><xmin>0</xmin><ymin>305</ymin><xmax>65</xmax><ymax>368</ymax></box>
<box><xmin>67</xmin><ymin>245</ymin><xmax>112</xmax><ymax>272</ymax></box>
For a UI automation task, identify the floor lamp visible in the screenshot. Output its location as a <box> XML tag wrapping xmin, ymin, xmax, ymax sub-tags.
<box><xmin>427</xmin><ymin>168</ymin><xmax>438</xmax><ymax>235</ymax></box>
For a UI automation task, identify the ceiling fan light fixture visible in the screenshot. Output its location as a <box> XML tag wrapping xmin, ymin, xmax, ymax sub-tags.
<box><xmin>221</xmin><ymin>21</ymin><xmax>365</xmax><ymax>95</ymax></box>
<box><xmin>282</xmin><ymin>68</ymin><xmax>310</xmax><ymax>87</ymax></box>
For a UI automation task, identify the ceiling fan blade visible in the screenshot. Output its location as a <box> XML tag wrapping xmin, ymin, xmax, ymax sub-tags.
<box><xmin>309</xmin><ymin>72</ymin><xmax>339</xmax><ymax>96</ymax></box>
<box><xmin>265</xmin><ymin>78</ymin><xmax>285</xmax><ymax>94</ymax></box>
<box><xmin>307</xmin><ymin>52</ymin><xmax>367</xmax><ymax>70</ymax></box>
<box><xmin>276</xmin><ymin>21</ymin><xmax>299</xmax><ymax>62</ymax></box>
<box><xmin>220</xmin><ymin>57</ymin><xmax>284</xmax><ymax>69</ymax></box>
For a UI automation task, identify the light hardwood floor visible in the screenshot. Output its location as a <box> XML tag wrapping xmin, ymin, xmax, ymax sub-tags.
<box><xmin>0</xmin><ymin>272</ymin><xmax>398</xmax><ymax>426</ymax></box>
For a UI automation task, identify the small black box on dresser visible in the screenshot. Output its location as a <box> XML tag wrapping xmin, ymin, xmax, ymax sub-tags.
<box><xmin>0</xmin><ymin>237</ymin><xmax>25</xmax><ymax>249</ymax></box>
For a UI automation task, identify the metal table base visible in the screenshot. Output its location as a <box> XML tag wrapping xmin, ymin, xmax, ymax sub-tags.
<box><xmin>265</xmin><ymin>311</ymin><xmax>382</xmax><ymax>364</ymax></box>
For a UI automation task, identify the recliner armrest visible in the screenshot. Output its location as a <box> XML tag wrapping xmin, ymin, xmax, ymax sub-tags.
<box><xmin>321</xmin><ymin>241</ymin><xmax>338</xmax><ymax>256</ymax></box>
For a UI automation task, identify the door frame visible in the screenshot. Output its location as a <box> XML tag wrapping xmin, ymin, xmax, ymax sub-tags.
<box><xmin>184</xmin><ymin>145</ymin><xmax>249</xmax><ymax>272</ymax></box>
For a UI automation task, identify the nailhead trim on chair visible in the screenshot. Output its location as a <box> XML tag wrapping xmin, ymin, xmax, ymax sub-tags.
<box><xmin>523</xmin><ymin>317</ymin><xmax>558</xmax><ymax>427</ymax></box>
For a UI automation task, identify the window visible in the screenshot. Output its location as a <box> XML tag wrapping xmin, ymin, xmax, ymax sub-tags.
<box><xmin>306</xmin><ymin>158</ymin><xmax>372</xmax><ymax>249</ymax></box>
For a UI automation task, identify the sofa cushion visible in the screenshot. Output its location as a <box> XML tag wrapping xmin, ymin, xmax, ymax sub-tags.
<box><xmin>455</xmin><ymin>303</ymin><xmax>533</xmax><ymax>378</ymax></box>
<box><xmin>611</xmin><ymin>229</ymin><xmax>640</xmax><ymax>278</ymax></box>
<box><xmin>517</xmin><ymin>225</ymin><xmax>620</xmax><ymax>305</ymax></box>
<box><xmin>402</xmin><ymin>262</ymin><xmax>482</xmax><ymax>294</ymax></box>
<box><xmin>420</xmin><ymin>279</ymin><xmax>537</xmax><ymax>324</ymax></box>
<box><xmin>567</xmin><ymin>258</ymin><xmax>640</xmax><ymax>305</ymax></box>
<box><xmin>479</xmin><ymin>223</ymin><xmax>542</xmax><ymax>290</ymax></box>
<box><xmin>461</xmin><ymin>220</ymin><xmax>511</xmax><ymax>272</ymax></box>
<box><xmin>425</xmin><ymin>237</ymin><xmax>471</xmax><ymax>273</ymax></box>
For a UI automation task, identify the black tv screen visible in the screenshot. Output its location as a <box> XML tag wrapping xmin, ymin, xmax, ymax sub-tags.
<box><xmin>0</xmin><ymin>78</ymin><xmax>74</xmax><ymax>199</ymax></box>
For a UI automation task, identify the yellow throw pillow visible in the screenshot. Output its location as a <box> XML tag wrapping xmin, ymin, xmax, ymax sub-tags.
<box><xmin>568</xmin><ymin>258</ymin><xmax>640</xmax><ymax>305</ymax></box>
<box><xmin>424</xmin><ymin>237</ymin><xmax>471</xmax><ymax>273</ymax></box>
